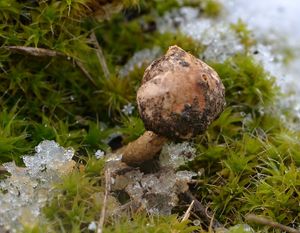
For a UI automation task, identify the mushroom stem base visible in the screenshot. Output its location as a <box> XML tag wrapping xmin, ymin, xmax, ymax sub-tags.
<box><xmin>121</xmin><ymin>131</ymin><xmax>167</xmax><ymax>165</ymax></box>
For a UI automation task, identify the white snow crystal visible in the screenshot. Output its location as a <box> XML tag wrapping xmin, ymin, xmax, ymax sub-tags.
<box><xmin>159</xmin><ymin>142</ymin><xmax>197</xmax><ymax>168</ymax></box>
<box><xmin>121</xmin><ymin>103</ymin><xmax>135</xmax><ymax>115</ymax></box>
<box><xmin>95</xmin><ymin>149</ymin><xmax>105</xmax><ymax>159</ymax></box>
<box><xmin>119</xmin><ymin>47</ymin><xmax>161</xmax><ymax>77</ymax></box>
<box><xmin>88</xmin><ymin>221</ymin><xmax>97</xmax><ymax>231</ymax></box>
<box><xmin>0</xmin><ymin>140</ymin><xmax>75</xmax><ymax>232</ymax></box>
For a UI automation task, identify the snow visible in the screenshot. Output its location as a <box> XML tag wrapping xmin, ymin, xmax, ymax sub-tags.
<box><xmin>0</xmin><ymin>141</ymin><xmax>75</xmax><ymax>232</ymax></box>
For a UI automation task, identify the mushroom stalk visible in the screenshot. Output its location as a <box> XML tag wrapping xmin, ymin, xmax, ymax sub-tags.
<box><xmin>122</xmin><ymin>131</ymin><xmax>167</xmax><ymax>165</ymax></box>
<box><xmin>121</xmin><ymin>45</ymin><xmax>226</xmax><ymax>166</ymax></box>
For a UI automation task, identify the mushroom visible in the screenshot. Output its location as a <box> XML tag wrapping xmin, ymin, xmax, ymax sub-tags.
<box><xmin>121</xmin><ymin>45</ymin><xmax>225</xmax><ymax>165</ymax></box>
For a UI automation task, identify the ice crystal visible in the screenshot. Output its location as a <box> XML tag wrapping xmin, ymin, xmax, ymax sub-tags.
<box><xmin>157</xmin><ymin>3</ymin><xmax>300</xmax><ymax>127</ymax></box>
<box><xmin>88</xmin><ymin>221</ymin><xmax>97</xmax><ymax>231</ymax></box>
<box><xmin>199</xmin><ymin>24</ymin><xmax>243</xmax><ymax>62</ymax></box>
<box><xmin>125</xmin><ymin>169</ymin><xmax>180</xmax><ymax>215</ymax></box>
<box><xmin>157</xmin><ymin>7</ymin><xmax>199</xmax><ymax>35</ymax></box>
<box><xmin>110</xmin><ymin>158</ymin><xmax>196</xmax><ymax>215</ymax></box>
<box><xmin>220</xmin><ymin>0</ymin><xmax>300</xmax><ymax>46</ymax></box>
<box><xmin>251</xmin><ymin>44</ymin><xmax>284</xmax><ymax>82</ymax></box>
<box><xmin>175</xmin><ymin>170</ymin><xmax>197</xmax><ymax>182</ymax></box>
<box><xmin>119</xmin><ymin>47</ymin><xmax>161</xmax><ymax>77</ymax></box>
<box><xmin>105</xmin><ymin>152</ymin><xmax>122</xmax><ymax>162</ymax></box>
<box><xmin>121</xmin><ymin>103</ymin><xmax>135</xmax><ymax>115</ymax></box>
<box><xmin>219</xmin><ymin>0</ymin><xmax>300</xmax><ymax>127</ymax></box>
<box><xmin>159</xmin><ymin>142</ymin><xmax>196</xmax><ymax>169</ymax></box>
<box><xmin>157</xmin><ymin>7</ymin><xmax>243</xmax><ymax>62</ymax></box>
<box><xmin>110</xmin><ymin>142</ymin><xmax>198</xmax><ymax>214</ymax></box>
<box><xmin>23</xmin><ymin>140</ymin><xmax>74</xmax><ymax>177</ymax></box>
<box><xmin>95</xmin><ymin>149</ymin><xmax>105</xmax><ymax>159</ymax></box>
<box><xmin>0</xmin><ymin>140</ymin><xmax>75</xmax><ymax>232</ymax></box>
<box><xmin>193</xmin><ymin>219</ymin><xmax>201</xmax><ymax>226</ymax></box>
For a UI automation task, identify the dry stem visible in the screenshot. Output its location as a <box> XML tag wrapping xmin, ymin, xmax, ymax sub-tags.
<box><xmin>6</xmin><ymin>45</ymin><xmax>97</xmax><ymax>87</ymax></box>
<box><xmin>6</xmin><ymin>46</ymin><xmax>65</xmax><ymax>57</ymax></box>
<box><xmin>90</xmin><ymin>32</ymin><xmax>110</xmax><ymax>79</ymax></box>
<box><xmin>246</xmin><ymin>214</ymin><xmax>300</xmax><ymax>233</ymax></box>
<box><xmin>97</xmin><ymin>168</ymin><xmax>111</xmax><ymax>233</ymax></box>
<box><xmin>181</xmin><ymin>200</ymin><xmax>194</xmax><ymax>222</ymax></box>
<box><xmin>184</xmin><ymin>191</ymin><xmax>224</xmax><ymax>230</ymax></box>
<box><xmin>75</xmin><ymin>60</ymin><xmax>97</xmax><ymax>86</ymax></box>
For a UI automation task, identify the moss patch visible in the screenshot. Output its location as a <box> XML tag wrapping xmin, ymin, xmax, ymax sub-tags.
<box><xmin>0</xmin><ymin>0</ymin><xmax>299</xmax><ymax>232</ymax></box>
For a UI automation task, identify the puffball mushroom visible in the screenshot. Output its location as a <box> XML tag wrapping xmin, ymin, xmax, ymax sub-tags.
<box><xmin>122</xmin><ymin>45</ymin><xmax>226</xmax><ymax>165</ymax></box>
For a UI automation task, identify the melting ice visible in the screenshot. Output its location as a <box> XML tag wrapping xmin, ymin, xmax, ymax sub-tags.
<box><xmin>0</xmin><ymin>140</ymin><xmax>75</xmax><ymax>232</ymax></box>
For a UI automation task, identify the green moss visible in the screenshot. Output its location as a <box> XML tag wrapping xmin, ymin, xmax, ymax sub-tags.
<box><xmin>22</xmin><ymin>224</ymin><xmax>50</xmax><ymax>233</ymax></box>
<box><xmin>211</xmin><ymin>54</ymin><xmax>278</xmax><ymax>111</ymax></box>
<box><xmin>104</xmin><ymin>214</ymin><xmax>199</xmax><ymax>233</ymax></box>
<box><xmin>36</xmin><ymin>51</ymin><xmax>300</xmax><ymax>231</ymax></box>
<box><xmin>0</xmin><ymin>0</ymin><xmax>205</xmax><ymax>164</ymax></box>
<box><xmin>140</xmin><ymin>0</ymin><xmax>200</xmax><ymax>16</ymax></box>
<box><xmin>41</xmin><ymin>159</ymin><xmax>106</xmax><ymax>233</ymax></box>
<box><xmin>191</xmin><ymin>54</ymin><xmax>300</xmax><ymax>227</ymax></box>
<box><xmin>230</xmin><ymin>19</ymin><xmax>256</xmax><ymax>51</ymax></box>
<box><xmin>1</xmin><ymin>0</ymin><xmax>300</xmax><ymax>232</ymax></box>
<box><xmin>34</xmin><ymin>155</ymin><xmax>201</xmax><ymax>233</ymax></box>
<box><xmin>141</xmin><ymin>0</ymin><xmax>180</xmax><ymax>15</ymax></box>
<box><xmin>0</xmin><ymin>106</ymin><xmax>31</xmax><ymax>164</ymax></box>
<box><xmin>280</xmin><ymin>47</ymin><xmax>296</xmax><ymax>65</ymax></box>
<box><xmin>119</xmin><ymin>116</ymin><xmax>145</xmax><ymax>144</ymax></box>
<box><xmin>96</xmin><ymin>15</ymin><xmax>204</xmax><ymax>68</ymax></box>
<box><xmin>153</xmin><ymin>32</ymin><xmax>205</xmax><ymax>55</ymax></box>
<box><xmin>201</xmin><ymin>0</ymin><xmax>223</xmax><ymax>18</ymax></box>
<box><xmin>139</xmin><ymin>0</ymin><xmax>223</xmax><ymax>17</ymax></box>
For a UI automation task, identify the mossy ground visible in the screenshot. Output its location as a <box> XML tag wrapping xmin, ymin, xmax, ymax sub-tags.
<box><xmin>0</xmin><ymin>0</ymin><xmax>299</xmax><ymax>232</ymax></box>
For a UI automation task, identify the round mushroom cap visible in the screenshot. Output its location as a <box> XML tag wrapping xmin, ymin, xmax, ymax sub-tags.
<box><xmin>137</xmin><ymin>45</ymin><xmax>226</xmax><ymax>140</ymax></box>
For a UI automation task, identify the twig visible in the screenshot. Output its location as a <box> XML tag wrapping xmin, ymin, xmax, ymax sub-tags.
<box><xmin>90</xmin><ymin>32</ymin><xmax>110</xmax><ymax>79</ymax></box>
<box><xmin>181</xmin><ymin>200</ymin><xmax>194</xmax><ymax>222</ymax></box>
<box><xmin>6</xmin><ymin>45</ymin><xmax>97</xmax><ymax>87</ymax></box>
<box><xmin>183</xmin><ymin>191</ymin><xmax>223</xmax><ymax>230</ymax></box>
<box><xmin>6</xmin><ymin>46</ymin><xmax>65</xmax><ymax>57</ymax></box>
<box><xmin>97</xmin><ymin>168</ymin><xmax>111</xmax><ymax>233</ymax></box>
<box><xmin>74</xmin><ymin>60</ymin><xmax>97</xmax><ymax>87</ymax></box>
<box><xmin>245</xmin><ymin>214</ymin><xmax>300</xmax><ymax>233</ymax></box>
<box><xmin>208</xmin><ymin>212</ymin><xmax>216</xmax><ymax>233</ymax></box>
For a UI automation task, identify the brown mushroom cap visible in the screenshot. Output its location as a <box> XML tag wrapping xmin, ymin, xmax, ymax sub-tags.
<box><xmin>137</xmin><ymin>45</ymin><xmax>226</xmax><ymax>140</ymax></box>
